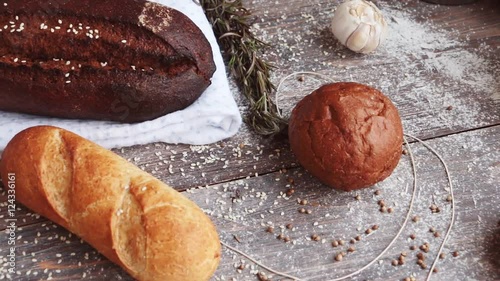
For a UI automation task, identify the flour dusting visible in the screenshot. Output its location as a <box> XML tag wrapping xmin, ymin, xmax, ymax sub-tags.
<box><xmin>220</xmin><ymin>1</ymin><xmax>500</xmax><ymax>280</ymax></box>
<box><xmin>256</xmin><ymin>2</ymin><xmax>499</xmax><ymax>136</ymax></box>
<box><xmin>384</xmin><ymin>9</ymin><xmax>499</xmax><ymax>101</ymax></box>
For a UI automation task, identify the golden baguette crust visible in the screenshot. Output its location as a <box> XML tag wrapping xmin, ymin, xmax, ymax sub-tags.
<box><xmin>0</xmin><ymin>126</ymin><xmax>221</xmax><ymax>281</ymax></box>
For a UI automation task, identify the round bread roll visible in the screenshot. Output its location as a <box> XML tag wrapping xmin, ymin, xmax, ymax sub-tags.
<box><xmin>288</xmin><ymin>82</ymin><xmax>403</xmax><ymax>191</ymax></box>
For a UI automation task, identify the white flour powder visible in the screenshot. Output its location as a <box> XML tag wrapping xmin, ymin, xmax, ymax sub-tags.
<box><xmin>255</xmin><ymin>2</ymin><xmax>500</xmax><ymax>135</ymax></box>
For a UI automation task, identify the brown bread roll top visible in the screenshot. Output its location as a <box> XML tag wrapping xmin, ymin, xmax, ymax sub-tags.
<box><xmin>288</xmin><ymin>82</ymin><xmax>403</xmax><ymax>191</ymax></box>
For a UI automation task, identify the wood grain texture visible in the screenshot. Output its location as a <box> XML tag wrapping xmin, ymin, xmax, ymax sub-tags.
<box><xmin>1</xmin><ymin>0</ymin><xmax>499</xmax><ymax>228</ymax></box>
<box><xmin>0</xmin><ymin>130</ymin><xmax>294</xmax><ymax>230</ymax></box>
<box><xmin>0</xmin><ymin>0</ymin><xmax>499</xmax><ymax>280</ymax></box>
<box><xmin>0</xmin><ymin>125</ymin><xmax>499</xmax><ymax>280</ymax></box>
<box><xmin>252</xmin><ymin>0</ymin><xmax>500</xmax><ymax>139</ymax></box>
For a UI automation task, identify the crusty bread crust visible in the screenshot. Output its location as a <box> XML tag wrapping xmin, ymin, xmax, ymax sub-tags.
<box><xmin>288</xmin><ymin>82</ymin><xmax>403</xmax><ymax>191</ymax></box>
<box><xmin>0</xmin><ymin>0</ymin><xmax>216</xmax><ymax>122</ymax></box>
<box><xmin>0</xmin><ymin>126</ymin><xmax>221</xmax><ymax>281</ymax></box>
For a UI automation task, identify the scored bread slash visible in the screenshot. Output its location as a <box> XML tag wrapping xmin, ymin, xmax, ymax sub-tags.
<box><xmin>0</xmin><ymin>0</ymin><xmax>216</xmax><ymax>123</ymax></box>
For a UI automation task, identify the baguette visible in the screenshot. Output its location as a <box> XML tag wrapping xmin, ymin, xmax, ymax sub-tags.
<box><xmin>0</xmin><ymin>0</ymin><xmax>216</xmax><ymax>122</ymax></box>
<box><xmin>0</xmin><ymin>126</ymin><xmax>221</xmax><ymax>281</ymax></box>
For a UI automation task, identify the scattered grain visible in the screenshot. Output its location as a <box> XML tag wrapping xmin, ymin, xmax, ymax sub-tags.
<box><xmin>266</xmin><ymin>226</ymin><xmax>274</xmax><ymax>233</ymax></box>
<box><xmin>257</xmin><ymin>272</ymin><xmax>269</xmax><ymax>281</ymax></box>
<box><xmin>430</xmin><ymin>204</ymin><xmax>441</xmax><ymax>213</ymax></box>
<box><xmin>311</xmin><ymin>234</ymin><xmax>320</xmax><ymax>241</ymax></box>
<box><xmin>420</xmin><ymin>244</ymin><xmax>430</xmax><ymax>253</ymax></box>
<box><xmin>398</xmin><ymin>256</ymin><xmax>405</xmax><ymax>265</ymax></box>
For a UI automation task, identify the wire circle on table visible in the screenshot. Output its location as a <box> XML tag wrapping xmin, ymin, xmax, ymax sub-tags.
<box><xmin>221</xmin><ymin>72</ymin><xmax>455</xmax><ymax>281</ymax></box>
<box><xmin>221</xmin><ymin>133</ymin><xmax>455</xmax><ymax>281</ymax></box>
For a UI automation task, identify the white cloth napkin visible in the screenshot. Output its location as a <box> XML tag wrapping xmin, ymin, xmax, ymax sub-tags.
<box><xmin>0</xmin><ymin>0</ymin><xmax>242</xmax><ymax>151</ymax></box>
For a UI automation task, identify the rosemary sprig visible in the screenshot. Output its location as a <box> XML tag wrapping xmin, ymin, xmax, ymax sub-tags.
<box><xmin>200</xmin><ymin>0</ymin><xmax>287</xmax><ymax>136</ymax></box>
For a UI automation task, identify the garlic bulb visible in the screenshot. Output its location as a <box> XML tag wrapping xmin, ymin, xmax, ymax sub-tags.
<box><xmin>330</xmin><ymin>0</ymin><xmax>388</xmax><ymax>54</ymax></box>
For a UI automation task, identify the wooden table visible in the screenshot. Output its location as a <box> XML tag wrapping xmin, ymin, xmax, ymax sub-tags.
<box><xmin>1</xmin><ymin>0</ymin><xmax>499</xmax><ymax>280</ymax></box>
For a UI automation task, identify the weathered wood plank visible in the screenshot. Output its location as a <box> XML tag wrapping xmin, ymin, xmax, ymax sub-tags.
<box><xmin>1</xmin><ymin>0</ymin><xmax>499</xmax><ymax>208</ymax></box>
<box><xmin>3</xmin><ymin>0</ymin><xmax>499</xmax><ymax>230</ymax></box>
<box><xmin>250</xmin><ymin>0</ymin><xmax>500</xmax><ymax>138</ymax></box>
<box><xmin>0</xmin><ymin>1</ymin><xmax>498</xmax><ymax>280</ymax></box>
<box><xmin>1</xmin><ymin>125</ymin><xmax>498</xmax><ymax>280</ymax></box>
<box><xmin>0</xmin><ymin>130</ymin><xmax>295</xmax><ymax>230</ymax></box>
<box><xmin>124</xmin><ymin>125</ymin><xmax>500</xmax><ymax>281</ymax></box>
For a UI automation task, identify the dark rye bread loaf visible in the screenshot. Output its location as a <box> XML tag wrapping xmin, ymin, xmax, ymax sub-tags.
<box><xmin>0</xmin><ymin>0</ymin><xmax>216</xmax><ymax>123</ymax></box>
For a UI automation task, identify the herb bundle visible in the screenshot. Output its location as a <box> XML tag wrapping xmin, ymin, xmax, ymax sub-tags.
<box><xmin>200</xmin><ymin>0</ymin><xmax>287</xmax><ymax>136</ymax></box>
